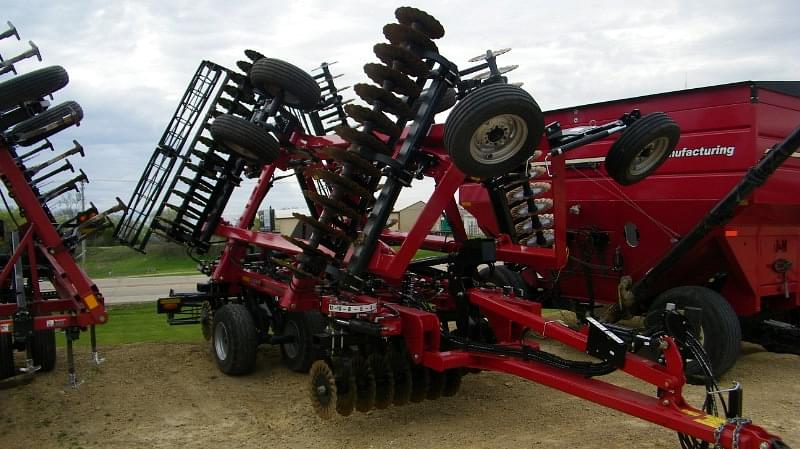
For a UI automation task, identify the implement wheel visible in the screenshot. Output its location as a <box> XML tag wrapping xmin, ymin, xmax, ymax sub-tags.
<box><xmin>212</xmin><ymin>304</ymin><xmax>258</xmax><ymax>376</ymax></box>
<box><xmin>605</xmin><ymin>112</ymin><xmax>680</xmax><ymax>185</ymax></box>
<box><xmin>280</xmin><ymin>311</ymin><xmax>326</xmax><ymax>373</ymax></box>
<box><xmin>32</xmin><ymin>329</ymin><xmax>56</xmax><ymax>372</ymax></box>
<box><xmin>0</xmin><ymin>65</ymin><xmax>69</xmax><ymax>112</ymax></box>
<box><xmin>444</xmin><ymin>84</ymin><xmax>544</xmax><ymax>178</ymax></box>
<box><xmin>210</xmin><ymin>114</ymin><xmax>280</xmax><ymax>165</ymax></box>
<box><xmin>8</xmin><ymin>101</ymin><xmax>83</xmax><ymax>147</ymax></box>
<box><xmin>250</xmin><ymin>58</ymin><xmax>321</xmax><ymax>112</ymax></box>
<box><xmin>646</xmin><ymin>286</ymin><xmax>741</xmax><ymax>378</ymax></box>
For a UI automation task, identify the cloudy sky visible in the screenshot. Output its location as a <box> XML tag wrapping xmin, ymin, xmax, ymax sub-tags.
<box><xmin>2</xmin><ymin>0</ymin><xmax>799</xmax><ymax>221</ymax></box>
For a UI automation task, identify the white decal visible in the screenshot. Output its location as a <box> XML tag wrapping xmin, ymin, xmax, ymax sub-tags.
<box><xmin>669</xmin><ymin>145</ymin><xmax>735</xmax><ymax>158</ymax></box>
<box><xmin>329</xmin><ymin>303</ymin><xmax>378</xmax><ymax>313</ymax></box>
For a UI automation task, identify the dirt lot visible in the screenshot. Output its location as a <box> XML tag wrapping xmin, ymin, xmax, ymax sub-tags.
<box><xmin>0</xmin><ymin>339</ymin><xmax>797</xmax><ymax>449</ymax></box>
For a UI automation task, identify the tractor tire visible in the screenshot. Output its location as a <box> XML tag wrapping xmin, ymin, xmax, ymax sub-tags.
<box><xmin>8</xmin><ymin>101</ymin><xmax>83</xmax><ymax>147</ymax></box>
<box><xmin>646</xmin><ymin>286</ymin><xmax>741</xmax><ymax>378</ymax></box>
<box><xmin>249</xmin><ymin>58</ymin><xmax>321</xmax><ymax>112</ymax></box>
<box><xmin>0</xmin><ymin>333</ymin><xmax>14</xmax><ymax>379</ymax></box>
<box><xmin>212</xmin><ymin>303</ymin><xmax>258</xmax><ymax>376</ymax></box>
<box><xmin>479</xmin><ymin>265</ymin><xmax>529</xmax><ymax>298</ymax></box>
<box><xmin>210</xmin><ymin>114</ymin><xmax>280</xmax><ymax>164</ymax></box>
<box><xmin>280</xmin><ymin>311</ymin><xmax>327</xmax><ymax>373</ymax></box>
<box><xmin>32</xmin><ymin>329</ymin><xmax>56</xmax><ymax>372</ymax></box>
<box><xmin>444</xmin><ymin>83</ymin><xmax>544</xmax><ymax>178</ymax></box>
<box><xmin>0</xmin><ymin>65</ymin><xmax>69</xmax><ymax>112</ymax></box>
<box><xmin>605</xmin><ymin>112</ymin><xmax>680</xmax><ymax>185</ymax></box>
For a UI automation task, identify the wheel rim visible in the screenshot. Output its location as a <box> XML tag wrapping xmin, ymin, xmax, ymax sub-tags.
<box><xmin>469</xmin><ymin>114</ymin><xmax>528</xmax><ymax>164</ymax></box>
<box><xmin>282</xmin><ymin>320</ymin><xmax>301</xmax><ymax>360</ymax></box>
<box><xmin>214</xmin><ymin>322</ymin><xmax>230</xmax><ymax>361</ymax></box>
<box><xmin>629</xmin><ymin>136</ymin><xmax>670</xmax><ymax>177</ymax></box>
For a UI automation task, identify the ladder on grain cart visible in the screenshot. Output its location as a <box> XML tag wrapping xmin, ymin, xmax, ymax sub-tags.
<box><xmin>0</xmin><ymin>21</ymin><xmax>120</xmax><ymax>388</ymax></box>
<box><xmin>115</xmin><ymin>54</ymin><xmax>350</xmax><ymax>254</ymax></box>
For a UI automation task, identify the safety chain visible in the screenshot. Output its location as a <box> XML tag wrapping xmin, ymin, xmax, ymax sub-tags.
<box><xmin>714</xmin><ymin>418</ymin><xmax>752</xmax><ymax>449</ymax></box>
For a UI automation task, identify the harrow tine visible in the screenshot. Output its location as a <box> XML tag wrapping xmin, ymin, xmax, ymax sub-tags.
<box><xmin>25</xmin><ymin>140</ymin><xmax>84</xmax><ymax>176</ymax></box>
<box><xmin>17</xmin><ymin>139</ymin><xmax>54</xmax><ymax>162</ymax></box>
<box><xmin>39</xmin><ymin>169</ymin><xmax>87</xmax><ymax>203</ymax></box>
<box><xmin>0</xmin><ymin>21</ymin><xmax>20</xmax><ymax>41</ymax></box>
<box><xmin>468</xmin><ymin>47</ymin><xmax>511</xmax><ymax>62</ymax></box>
<box><xmin>311</xmin><ymin>61</ymin><xmax>339</xmax><ymax>72</ymax></box>
<box><xmin>0</xmin><ymin>41</ymin><xmax>42</xmax><ymax>73</ymax></box>
<box><xmin>31</xmin><ymin>159</ymin><xmax>74</xmax><ymax>185</ymax></box>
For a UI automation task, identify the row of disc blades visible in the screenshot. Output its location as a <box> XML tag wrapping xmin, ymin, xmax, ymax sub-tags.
<box><xmin>310</xmin><ymin>345</ymin><xmax>463</xmax><ymax>419</ymax></box>
<box><xmin>290</xmin><ymin>6</ymin><xmax>446</xmax><ymax>279</ymax></box>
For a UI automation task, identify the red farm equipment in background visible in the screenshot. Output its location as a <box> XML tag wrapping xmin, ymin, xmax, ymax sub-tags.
<box><xmin>115</xmin><ymin>6</ymin><xmax>794</xmax><ymax>449</ymax></box>
<box><xmin>0</xmin><ymin>22</ymin><xmax>120</xmax><ymax>388</ymax></box>
<box><xmin>461</xmin><ymin>81</ymin><xmax>800</xmax><ymax>378</ymax></box>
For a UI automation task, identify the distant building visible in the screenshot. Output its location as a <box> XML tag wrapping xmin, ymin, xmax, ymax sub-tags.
<box><xmin>268</xmin><ymin>201</ymin><xmax>483</xmax><ymax>237</ymax></box>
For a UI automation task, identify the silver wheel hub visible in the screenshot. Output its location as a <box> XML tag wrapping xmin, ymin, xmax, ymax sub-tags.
<box><xmin>630</xmin><ymin>136</ymin><xmax>670</xmax><ymax>176</ymax></box>
<box><xmin>214</xmin><ymin>322</ymin><xmax>230</xmax><ymax>361</ymax></box>
<box><xmin>470</xmin><ymin>114</ymin><xmax>528</xmax><ymax>164</ymax></box>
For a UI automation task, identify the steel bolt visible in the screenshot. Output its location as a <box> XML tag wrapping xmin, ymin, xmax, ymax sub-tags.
<box><xmin>661</xmin><ymin>399</ymin><xmax>670</xmax><ymax>406</ymax></box>
<box><xmin>760</xmin><ymin>442</ymin><xmax>769</xmax><ymax>449</ymax></box>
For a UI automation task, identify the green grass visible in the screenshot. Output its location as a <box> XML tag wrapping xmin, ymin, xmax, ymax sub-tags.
<box><xmin>83</xmin><ymin>245</ymin><xmax>198</xmax><ymax>278</ymax></box>
<box><xmin>58</xmin><ymin>302</ymin><xmax>203</xmax><ymax>347</ymax></box>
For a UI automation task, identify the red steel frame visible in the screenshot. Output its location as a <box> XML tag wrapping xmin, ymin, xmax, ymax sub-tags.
<box><xmin>192</xmin><ymin>121</ymin><xmax>786</xmax><ymax>448</ymax></box>
<box><xmin>0</xmin><ymin>142</ymin><xmax>108</xmax><ymax>334</ymax></box>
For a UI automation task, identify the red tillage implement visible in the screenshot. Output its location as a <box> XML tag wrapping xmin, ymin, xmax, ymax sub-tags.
<box><xmin>0</xmin><ymin>45</ymin><xmax>119</xmax><ymax>387</ymax></box>
<box><xmin>117</xmin><ymin>7</ymin><xmax>793</xmax><ymax>449</ymax></box>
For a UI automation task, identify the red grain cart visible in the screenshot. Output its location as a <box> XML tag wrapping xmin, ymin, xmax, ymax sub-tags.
<box><xmin>462</xmin><ymin>81</ymin><xmax>800</xmax><ymax>376</ymax></box>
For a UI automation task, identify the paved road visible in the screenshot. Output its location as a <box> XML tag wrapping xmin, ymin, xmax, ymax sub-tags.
<box><xmin>93</xmin><ymin>274</ymin><xmax>208</xmax><ymax>305</ymax></box>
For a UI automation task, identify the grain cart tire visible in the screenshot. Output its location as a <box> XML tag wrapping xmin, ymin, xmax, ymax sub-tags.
<box><xmin>605</xmin><ymin>112</ymin><xmax>680</xmax><ymax>185</ymax></box>
<box><xmin>444</xmin><ymin>84</ymin><xmax>544</xmax><ymax>178</ymax></box>
<box><xmin>212</xmin><ymin>303</ymin><xmax>258</xmax><ymax>376</ymax></box>
<box><xmin>32</xmin><ymin>329</ymin><xmax>56</xmax><ymax>372</ymax></box>
<box><xmin>280</xmin><ymin>311</ymin><xmax>326</xmax><ymax>373</ymax></box>
<box><xmin>479</xmin><ymin>265</ymin><xmax>529</xmax><ymax>297</ymax></box>
<box><xmin>249</xmin><ymin>58</ymin><xmax>321</xmax><ymax>112</ymax></box>
<box><xmin>210</xmin><ymin>114</ymin><xmax>280</xmax><ymax>164</ymax></box>
<box><xmin>8</xmin><ymin>101</ymin><xmax>83</xmax><ymax>147</ymax></box>
<box><xmin>0</xmin><ymin>333</ymin><xmax>14</xmax><ymax>379</ymax></box>
<box><xmin>646</xmin><ymin>286</ymin><xmax>741</xmax><ymax>378</ymax></box>
<box><xmin>0</xmin><ymin>65</ymin><xmax>69</xmax><ymax>112</ymax></box>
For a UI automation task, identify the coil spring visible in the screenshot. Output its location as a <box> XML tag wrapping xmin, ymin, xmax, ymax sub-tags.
<box><xmin>286</xmin><ymin>7</ymin><xmax>445</xmax><ymax>281</ymax></box>
<box><xmin>501</xmin><ymin>158</ymin><xmax>556</xmax><ymax>247</ymax></box>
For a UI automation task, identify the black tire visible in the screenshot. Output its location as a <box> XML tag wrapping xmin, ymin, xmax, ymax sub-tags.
<box><xmin>32</xmin><ymin>329</ymin><xmax>56</xmax><ymax>372</ymax></box>
<box><xmin>249</xmin><ymin>58</ymin><xmax>321</xmax><ymax>112</ymax></box>
<box><xmin>605</xmin><ymin>112</ymin><xmax>680</xmax><ymax>185</ymax></box>
<box><xmin>479</xmin><ymin>265</ymin><xmax>529</xmax><ymax>298</ymax></box>
<box><xmin>212</xmin><ymin>303</ymin><xmax>258</xmax><ymax>376</ymax></box>
<box><xmin>210</xmin><ymin>114</ymin><xmax>280</xmax><ymax>164</ymax></box>
<box><xmin>280</xmin><ymin>311</ymin><xmax>327</xmax><ymax>373</ymax></box>
<box><xmin>7</xmin><ymin>101</ymin><xmax>83</xmax><ymax>147</ymax></box>
<box><xmin>444</xmin><ymin>84</ymin><xmax>544</xmax><ymax>178</ymax></box>
<box><xmin>0</xmin><ymin>66</ymin><xmax>69</xmax><ymax>112</ymax></box>
<box><xmin>646</xmin><ymin>286</ymin><xmax>741</xmax><ymax>378</ymax></box>
<box><xmin>414</xmin><ymin>87</ymin><xmax>457</xmax><ymax>114</ymax></box>
<box><xmin>0</xmin><ymin>333</ymin><xmax>14</xmax><ymax>379</ymax></box>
